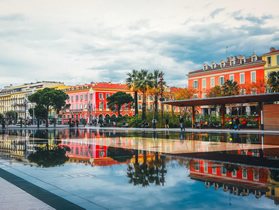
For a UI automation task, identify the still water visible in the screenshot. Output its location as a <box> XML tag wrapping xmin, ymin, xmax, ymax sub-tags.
<box><xmin>1</xmin><ymin>129</ymin><xmax>279</xmax><ymax>209</ymax></box>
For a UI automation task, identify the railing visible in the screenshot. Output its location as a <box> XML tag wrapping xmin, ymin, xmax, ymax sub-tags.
<box><xmin>70</xmin><ymin>109</ymin><xmax>83</xmax><ymax>113</ymax></box>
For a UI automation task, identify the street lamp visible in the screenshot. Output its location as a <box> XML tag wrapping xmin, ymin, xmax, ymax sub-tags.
<box><xmin>24</xmin><ymin>98</ymin><xmax>27</xmax><ymax>127</ymax></box>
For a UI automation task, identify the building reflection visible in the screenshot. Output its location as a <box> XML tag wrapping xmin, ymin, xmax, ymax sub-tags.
<box><xmin>0</xmin><ymin>129</ymin><xmax>279</xmax><ymax>203</ymax></box>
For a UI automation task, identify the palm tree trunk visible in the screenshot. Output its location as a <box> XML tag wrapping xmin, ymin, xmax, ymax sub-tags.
<box><xmin>46</xmin><ymin>106</ymin><xmax>49</xmax><ymax>128</ymax></box>
<box><xmin>142</xmin><ymin>91</ymin><xmax>147</xmax><ymax>120</ymax></box>
<box><xmin>135</xmin><ymin>91</ymin><xmax>138</xmax><ymax>115</ymax></box>
<box><xmin>154</xmin><ymin>94</ymin><xmax>158</xmax><ymax>116</ymax></box>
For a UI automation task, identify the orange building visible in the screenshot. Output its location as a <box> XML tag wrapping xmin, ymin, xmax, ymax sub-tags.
<box><xmin>187</xmin><ymin>53</ymin><xmax>265</xmax><ymax>115</ymax></box>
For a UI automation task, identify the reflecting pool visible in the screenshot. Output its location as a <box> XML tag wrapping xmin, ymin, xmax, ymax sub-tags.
<box><xmin>1</xmin><ymin>129</ymin><xmax>279</xmax><ymax>209</ymax></box>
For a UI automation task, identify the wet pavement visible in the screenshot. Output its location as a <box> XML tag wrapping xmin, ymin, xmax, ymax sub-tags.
<box><xmin>0</xmin><ymin>128</ymin><xmax>279</xmax><ymax>209</ymax></box>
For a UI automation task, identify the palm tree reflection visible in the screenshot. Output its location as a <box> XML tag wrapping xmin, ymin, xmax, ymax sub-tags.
<box><xmin>127</xmin><ymin>151</ymin><xmax>167</xmax><ymax>187</ymax></box>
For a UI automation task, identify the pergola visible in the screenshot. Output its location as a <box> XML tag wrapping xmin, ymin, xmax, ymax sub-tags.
<box><xmin>162</xmin><ymin>93</ymin><xmax>279</xmax><ymax>129</ymax></box>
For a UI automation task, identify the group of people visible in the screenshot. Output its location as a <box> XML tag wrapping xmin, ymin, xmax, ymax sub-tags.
<box><xmin>229</xmin><ymin>116</ymin><xmax>246</xmax><ymax>130</ymax></box>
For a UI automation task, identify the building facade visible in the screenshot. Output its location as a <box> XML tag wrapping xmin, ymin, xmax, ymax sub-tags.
<box><xmin>0</xmin><ymin>81</ymin><xmax>66</xmax><ymax>123</ymax></box>
<box><xmin>187</xmin><ymin>53</ymin><xmax>265</xmax><ymax>115</ymax></box>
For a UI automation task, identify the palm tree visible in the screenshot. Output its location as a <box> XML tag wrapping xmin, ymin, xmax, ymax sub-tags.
<box><xmin>135</xmin><ymin>69</ymin><xmax>153</xmax><ymax>120</ymax></box>
<box><xmin>126</xmin><ymin>70</ymin><xmax>139</xmax><ymax>115</ymax></box>
<box><xmin>150</xmin><ymin>70</ymin><xmax>166</xmax><ymax>118</ymax></box>
<box><xmin>221</xmin><ymin>80</ymin><xmax>240</xmax><ymax>96</ymax></box>
<box><xmin>267</xmin><ymin>71</ymin><xmax>279</xmax><ymax>93</ymax></box>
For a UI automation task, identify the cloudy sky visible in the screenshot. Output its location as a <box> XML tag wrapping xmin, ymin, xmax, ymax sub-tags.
<box><xmin>1</xmin><ymin>0</ymin><xmax>279</xmax><ymax>88</ymax></box>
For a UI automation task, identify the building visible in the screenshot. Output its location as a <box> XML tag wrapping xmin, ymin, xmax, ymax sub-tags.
<box><xmin>187</xmin><ymin>53</ymin><xmax>265</xmax><ymax>115</ymax></box>
<box><xmin>262</xmin><ymin>47</ymin><xmax>279</xmax><ymax>92</ymax></box>
<box><xmin>61</xmin><ymin>82</ymin><xmax>135</xmax><ymax>124</ymax></box>
<box><xmin>0</xmin><ymin>81</ymin><xmax>66</xmax><ymax>123</ymax></box>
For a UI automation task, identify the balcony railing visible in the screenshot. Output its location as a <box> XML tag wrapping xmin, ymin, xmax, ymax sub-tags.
<box><xmin>70</xmin><ymin>109</ymin><xmax>83</xmax><ymax>113</ymax></box>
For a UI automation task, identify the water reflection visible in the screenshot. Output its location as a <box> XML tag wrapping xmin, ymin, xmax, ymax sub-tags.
<box><xmin>0</xmin><ymin>129</ymin><xmax>279</xmax><ymax>207</ymax></box>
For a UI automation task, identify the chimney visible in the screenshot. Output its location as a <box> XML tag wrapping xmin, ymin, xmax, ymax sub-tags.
<box><xmin>270</xmin><ymin>47</ymin><xmax>276</xmax><ymax>52</ymax></box>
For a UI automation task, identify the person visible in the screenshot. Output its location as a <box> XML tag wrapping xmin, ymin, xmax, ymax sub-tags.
<box><xmin>204</xmin><ymin>121</ymin><xmax>208</xmax><ymax>128</ymax></box>
<box><xmin>241</xmin><ymin>119</ymin><xmax>247</xmax><ymax>129</ymax></box>
<box><xmin>113</xmin><ymin>121</ymin><xmax>116</xmax><ymax>127</ymax></box>
<box><xmin>165</xmin><ymin>117</ymin><xmax>169</xmax><ymax>129</ymax></box>
<box><xmin>200</xmin><ymin>122</ymin><xmax>204</xmax><ymax>129</ymax></box>
<box><xmin>68</xmin><ymin>119</ymin><xmax>72</xmax><ymax>128</ymax></box>
<box><xmin>144</xmin><ymin>121</ymin><xmax>149</xmax><ymax>128</ymax></box>
<box><xmin>152</xmin><ymin>118</ymin><xmax>156</xmax><ymax>129</ymax></box>
<box><xmin>76</xmin><ymin>119</ymin><xmax>79</xmax><ymax>127</ymax></box>
<box><xmin>179</xmin><ymin>116</ymin><xmax>185</xmax><ymax>131</ymax></box>
<box><xmin>2</xmin><ymin>120</ymin><xmax>5</xmax><ymax>129</ymax></box>
<box><xmin>235</xmin><ymin>116</ymin><xmax>240</xmax><ymax>130</ymax></box>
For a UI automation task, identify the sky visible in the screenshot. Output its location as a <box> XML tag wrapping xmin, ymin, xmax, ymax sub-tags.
<box><xmin>0</xmin><ymin>0</ymin><xmax>279</xmax><ymax>88</ymax></box>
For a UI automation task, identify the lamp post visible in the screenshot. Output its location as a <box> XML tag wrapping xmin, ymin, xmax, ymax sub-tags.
<box><xmin>24</xmin><ymin>98</ymin><xmax>27</xmax><ymax>127</ymax></box>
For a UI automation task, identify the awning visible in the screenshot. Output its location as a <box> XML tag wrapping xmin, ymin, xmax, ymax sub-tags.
<box><xmin>162</xmin><ymin>93</ymin><xmax>279</xmax><ymax>107</ymax></box>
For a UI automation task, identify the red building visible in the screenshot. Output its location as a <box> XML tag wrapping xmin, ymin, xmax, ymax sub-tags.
<box><xmin>61</xmin><ymin>82</ymin><xmax>134</xmax><ymax>124</ymax></box>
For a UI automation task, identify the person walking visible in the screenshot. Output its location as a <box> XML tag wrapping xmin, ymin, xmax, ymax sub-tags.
<box><xmin>152</xmin><ymin>118</ymin><xmax>156</xmax><ymax>130</ymax></box>
<box><xmin>179</xmin><ymin>116</ymin><xmax>185</xmax><ymax>131</ymax></box>
<box><xmin>229</xmin><ymin>118</ymin><xmax>234</xmax><ymax>129</ymax></box>
<box><xmin>235</xmin><ymin>116</ymin><xmax>240</xmax><ymax>130</ymax></box>
<box><xmin>165</xmin><ymin>117</ymin><xmax>169</xmax><ymax>129</ymax></box>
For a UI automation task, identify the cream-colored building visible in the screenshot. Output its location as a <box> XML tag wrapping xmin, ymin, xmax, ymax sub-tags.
<box><xmin>262</xmin><ymin>47</ymin><xmax>279</xmax><ymax>89</ymax></box>
<box><xmin>0</xmin><ymin>81</ymin><xmax>66</xmax><ymax>123</ymax></box>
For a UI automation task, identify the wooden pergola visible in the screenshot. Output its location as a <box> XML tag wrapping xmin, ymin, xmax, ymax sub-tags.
<box><xmin>162</xmin><ymin>93</ymin><xmax>279</xmax><ymax>129</ymax></box>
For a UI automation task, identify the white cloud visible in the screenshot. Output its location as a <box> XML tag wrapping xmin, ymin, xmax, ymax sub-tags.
<box><xmin>0</xmin><ymin>0</ymin><xmax>279</xmax><ymax>88</ymax></box>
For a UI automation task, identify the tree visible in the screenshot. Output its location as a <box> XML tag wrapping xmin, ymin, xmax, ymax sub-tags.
<box><xmin>126</xmin><ymin>70</ymin><xmax>139</xmax><ymax>115</ymax></box>
<box><xmin>5</xmin><ymin>111</ymin><xmax>17</xmax><ymax>122</ymax></box>
<box><xmin>174</xmin><ymin>87</ymin><xmax>197</xmax><ymax>100</ymax></box>
<box><xmin>135</xmin><ymin>69</ymin><xmax>153</xmax><ymax>120</ymax></box>
<box><xmin>28</xmin><ymin>88</ymin><xmax>69</xmax><ymax>127</ymax></box>
<box><xmin>221</xmin><ymin>80</ymin><xmax>240</xmax><ymax>96</ymax></box>
<box><xmin>107</xmin><ymin>91</ymin><xmax>134</xmax><ymax>116</ymax></box>
<box><xmin>206</xmin><ymin>86</ymin><xmax>222</xmax><ymax>98</ymax></box>
<box><xmin>267</xmin><ymin>71</ymin><xmax>279</xmax><ymax>93</ymax></box>
<box><xmin>0</xmin><ymin>113</ymin><xmax>4</xmax><ymax>122</ymax></box>
<box><xmin>243</xmin><ymin>79</ymin><xmax>266</xmax><ymax>94</ymax></box>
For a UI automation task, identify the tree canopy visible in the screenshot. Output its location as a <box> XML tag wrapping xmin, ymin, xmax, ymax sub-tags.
<box><xmin>267</xmin><ymin>71</ymin><xmax>279</xmax><ymax>93</ymax></box>
<box><xmin>126</xmin><ymin>70</ymin><xmax>139</xmax><ymax>115</ymax></box>
<box><xmin>28</xmin><ymin>88</ymin><xmax>69</xmax><ymax>127</ymax></box>
<box><xmin>107</xmin><ymin>91</ymin><xmax>134</xmax><ymax>116</ymax></box>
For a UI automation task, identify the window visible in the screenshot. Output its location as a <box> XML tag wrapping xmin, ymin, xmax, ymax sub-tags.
<box><xmin>106</xmin><ymin>103</ymin><xmax>109</xmax><ymax>110</ymax></box>
<box><xmin>229</xmin><ymin>74</ymin><xmax>234</xmax><ymax>81</ymax></box>
<box><xmin>212</xmin><ymin>167</ymin><xmax>217</xmax><ymax>174</ymax></box>
<box><xmin>267</xmin><ymin>57</ymin><xmax>271</xmax><ymax>66</ymax></box>
<box><xmin>277</xmin><ymin>55</ymin><xmax>279</xmax><ymax>66</ymax></box>
<box><xmin>138</xmin><ymin>95</ymin><xmax>142</xmax><ymax>100</ymax></box>
<box><xmin>67</xmin><ymin>115</ymin><xmax>70</xmax><ymax>119</ymax></box>
<box><xmin>203</xmin><ymin>65</ymin><xmax>207</xmax><ymax>70</ymax></box>
<box><xmin>75</xmin><ymin>95</ymin><xmax>79</xmax><ymax>101</ymax></box>
<box><xmin>240</xmin><ymin>73</ymin><xmax>245</xmax><ymax>84</ymax></box>
<box><xmin>241</xmin><ymin>59</ymin><xmax>245</xmax><ymax>64</ymax></box>
<box><xmin>84</xmin><ymin>94</ymin><xmax>87</xmax><ymax>100</ymax></box>
<box><xmin>221</xmin><ymin>62</ymin><xmax>225</xmax><ymax>68</ymax></box>
<box><xmin>253</xmin><ymin>170</ymin><xmax>259</xmax><ymax>181</ymax></box>
<box><xmin>106</xmin><ymin>93</ymin><xmax>110</xmax><ymax>99</ymax></box>
<box><xmin>202</xmin><ymin>93</ymin><xmax>207</xmax><ymax>98</ymax></box>
<box><xmin>212</xmin><ymin>64</ymin><xmax>215</xmax><ymax>69</ymax></box>
<box><xmin>204</xmin><ymin>162</ymin><xmax>208</xmax><ymax>173</ymax></box>
<box><xmin>242</xmin><ymin>168</ymin><xmax>247</xmax><ymax>179</ymax></box>
<box><xmin>80</xmin><ymin>95</ymin><xmax>83</xmax><ymax>101</ymax></box>
<box><xmin>193</xmin><ymin>94</ymin><xmax>198</xmax><ymax>99</ymax></box>
<box><xmin>221</xmin><ymin>166</ymin><xmax>227</xmax><ymax>175</ymax></box>
<box><xmin>202</xmin><ymin>79</ymin><xmax>206</xmax><ymax>89</ymax></box>
<box><xmin>251</xmin><ymin>71</ymin><xmax>256</xmax><ymax>83</ymax></box>
<box><xmin>99</xmin><ymin>102</ymin><xmax>103</xmax><ymax>109</ymax></box>
<box><xmin>80</xmin><ymin>104</ymin><xmax>83</xmax><ymax>109</ymax></box>
<box><xmin>240</xmin><ymin>88</ymin><xmax>245</xmax><ymax>95</ymax></box>
<box><xmin>84</xmin><ymin>104</ymin><xmax>87</xmax><ymax>109</ymax></box>
<box><xmin>194</xmin><ymin>161</ymin><xmax>200</xmax><ymax>171</ymax></box>
<box><xmin>71</xmin><ymin>96</ymin><xmax>73</xmax><ymax>102</ymax></box>
<box><xmin>210</xmin><ymin>77</ymin><xmax>215</xmax><ymax>87</ymax></box>
<box><xmin>219</xmin><ymin>76</ymin><xmax>224</xmax><ymax>86</ymax></box>
<box><xmin>139</xmin><ymin>104</ymin><xmax>142</xmax><ymax>109</ymax></box>
<box><xmin>193</xmin><ymin>80</ymin><xmax>198</xmax><ymax>89</ymax></box>
<box><xmin>124</xmin><ymin>104</ymin><xmax>128</xmax><ymax>110</ymax></box>
<box><xmin>232</xmin><ymin>169</ymin><xmax>237</xmax><ymax>177</ymax></box>
<box><xmin>99</xmin><ymin>93</ymin><xmax>103</xmax><ymax>99</ymax></box>
<box><xmin>252</xmin><ymin>56</ymin><xmax>256</xmax><ymax>62</ymax></box>
<box><xmin>231</xmin><ymin>61</ymin><xmax>234</xmax><ymax>66</ymax></box>
<box><xmin>90</xmin><ymin>94</ymin><xmax>93</xmax><ymax>100</ymax></box>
